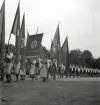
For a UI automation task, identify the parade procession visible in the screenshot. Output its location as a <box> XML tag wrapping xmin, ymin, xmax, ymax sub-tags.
<box><xmin>0</xmin><ymin>0</ymin><xmax>100</xmax><ymax>84</ymax></box>
<box><xmin>0</xmin><ymin>0</ymin><xmax>100</xmax><ymax>105</ymax></box>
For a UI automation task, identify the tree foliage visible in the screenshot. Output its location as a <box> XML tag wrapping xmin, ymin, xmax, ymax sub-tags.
<box><xmin>69</xmin><ymin>49</ymin><xmax>99</xmax><ymax>69</ymax></box>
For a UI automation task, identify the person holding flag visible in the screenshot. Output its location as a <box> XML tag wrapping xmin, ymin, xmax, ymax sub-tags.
<box><xmin>0</xmin><ymin>0</ymin><xmax>5</xmax><ymax>81</ymax></box>
<box><xmin>20</xmin><ymin>13</ymin><xmax>26</xmax><ymax>80</ymax></box>
<box><xmin>51</xmin><ymin>59</ymin><xmax>57</xmax><ymax>80</ymax></box>
<box><xmin>4</xmin><ymin>48</ymin><xmax>14</xmax><ymax>83</ymax></box>
<box><xmin>8</xmin><ymin>1</ymin><xmax>21</xmax><ymax>81</ymax></box>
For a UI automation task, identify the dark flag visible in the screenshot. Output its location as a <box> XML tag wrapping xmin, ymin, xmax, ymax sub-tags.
<box><xmin>26</xmin><ymin>30</ymin><xmax>29</xmax><ymax>56</ymax></box>
<box><xmin>61</xmin><ymin>36</ymin><xmax>69</xmax><ymax>72</ymax></box>
<box><xmin>50</xmin><ymin>39</ymin><xmax>55</xmax><ymax>59</ymax></box>
<box><xmin>0</xmin><ymin>0</ymin><xmax>5</xmax><ymax>64</ymax></box>
<box><xmin>51</xmin><ymin>23</ymin><xmax>61</xmax><ymax>65</ymax></box>
<box><xmin>40</xmin><ymin>46</ymin><xmax>48</xmax><ymax>59</ymax></box>
<box><xmin>20</xmin><ymin>13</ymin><xmax>25</xmax><ymax>72</ymax></box>
<box><xmin>27</xmin><ymin>33</ymin><xmax>43</xmax><ymax>57</ymax></box>
<box><xmin>11</xmin><ymin>1</ymin><xmax>20</xmax><ymax>63</ymax></box>
<box><xmin>40</xmin><ymin>46</ymin><xmax>46</xmax><ymax>59</ymax></box>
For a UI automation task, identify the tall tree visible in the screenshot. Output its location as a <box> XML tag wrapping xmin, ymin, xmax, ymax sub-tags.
<box><xmin>82</xmin><ymin>50</ymin><xmax>94</xmax><ymax>67</ymax></box>
<box><xmin>69</xmin><ymin>49</ymin><xmax>83</xmax><ymax>65</ymax></box>
<box><xmin>96</xmin><ymin>57</ymin><xmax>100</xmax><ymax>69</ymax></box>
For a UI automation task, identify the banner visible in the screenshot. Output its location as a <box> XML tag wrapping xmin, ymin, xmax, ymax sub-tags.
<box><xmin>50</xmin><ymin>23</ymin><xmax>61</xmax><ymax>65</ymax></box>
<box><xmin>20</xmin><ymin>13</ymin><xmax>25</xmax><ymax>72</ymax></box>
<box><xmin>61</xmin><ymin>36</ymin><xmax>69</xmax><ymax>66</ymax></box>
<box><xmin>0</xmin><ymin>0</ymin><xmax>5</xmax><ymax>63</ymax></box>
<box><xmin>27</xmin><ymin>33</ymin><xmax>43</xmax><ymax>57</ymax></box>
<box><xmin>11</xmin><ymin>2</ymin><xmax>20</xmax><ymax>63</ymax></box>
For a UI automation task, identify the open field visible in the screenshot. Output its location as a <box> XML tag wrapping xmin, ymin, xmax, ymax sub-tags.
<box><xmin>0</xmin><ymin>78</ymin><xmax>100</xmax><ymax>105</ymax></box>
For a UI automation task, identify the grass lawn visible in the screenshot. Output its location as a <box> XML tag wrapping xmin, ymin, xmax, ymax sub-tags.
<box><xmin>0</xmin><ymin>78</ymin><xmax>100</xmax><ymax>105</ymax></box>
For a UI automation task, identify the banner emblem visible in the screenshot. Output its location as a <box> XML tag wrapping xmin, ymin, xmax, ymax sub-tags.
<box><xmin>31</xmin><ymin>40</ymin><xmax>37</xmax><ymax>49</ymax></box>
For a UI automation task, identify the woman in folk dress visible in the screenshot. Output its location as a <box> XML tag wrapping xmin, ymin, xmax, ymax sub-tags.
<box><xmin>40</xmin><ymin>59</ymin><xmax>48</xmax><ymax>82</ymax></box>
<box><xmin>4</xmin><ymin>50</ymin><xmax>14</xmax><ymax>83</ymax></box>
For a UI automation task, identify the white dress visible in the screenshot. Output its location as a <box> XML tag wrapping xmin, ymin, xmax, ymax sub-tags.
<box><xmin>40</xmin><ymin>64</ymin><xmax>47</xmax><ymax>78</ymax></box>
<box><xmin>5</xmin><ymin>53</ymin><xmax>14</xmax><ymax>75</ymax></box>
<box><xmin>14</xmin><ymin>62</ymin><xmax>21</xmax><ymax>74</ymax></box>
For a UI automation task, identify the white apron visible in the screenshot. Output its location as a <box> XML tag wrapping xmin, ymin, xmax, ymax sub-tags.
<box><xmin>5</xmin><ymin>63</ymin><xmax>13</xmax><ymax>75</ymax></box>
<box><xmin>20</xmin><ymin>69</ymin><xmax>26</xmax><ymax>75</ymax></box>
<box><xmin>40</xmin><ymin>64</ymin><xmax>47</xmax><ymax>78</ymax></box>
<box><xmin>14</xmin><ymin>62</ymin><xmax>20</xmax><ymax>74</ymax></box>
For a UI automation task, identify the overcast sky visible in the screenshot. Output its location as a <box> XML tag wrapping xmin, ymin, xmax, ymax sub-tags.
<box><xmin>0</xmin><ymin>0</ymin><xmax>100</xmax><ymax>58</ymax></box>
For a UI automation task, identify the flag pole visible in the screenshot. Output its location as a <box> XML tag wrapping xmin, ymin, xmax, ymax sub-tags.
<box><xmin>8</xmin><ymin>33</ymin><xmax>11</xmax><ymax>45</ymax></box>
<box><xmin>66</xmin><ymin>34</ymin><xmax>70</xmax><ymax>78</ymax></box>
<box><xmin>36</xmin><ymin>27</ymin><xmax>39</xmax><ymax>35</ymax></box>
<box><xmin>8</xmin><ymin>0</ymin><xmax>20</xmax><ymax>46</ymax></box>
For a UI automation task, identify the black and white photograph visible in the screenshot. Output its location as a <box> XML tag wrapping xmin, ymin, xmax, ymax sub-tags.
<box><xmin>0</xmin><ymin>0</ymin><xmax>100</xmax><ymax>105</ymax></box>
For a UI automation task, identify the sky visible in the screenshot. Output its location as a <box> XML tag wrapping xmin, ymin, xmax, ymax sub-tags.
<box><xmin>0</xmin><ymin>0</ymin><xmax>100</xmax><ymax>58</ymax></box>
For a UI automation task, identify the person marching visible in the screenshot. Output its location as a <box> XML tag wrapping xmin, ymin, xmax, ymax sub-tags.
<box><xmin>40</xmin><ymin>59</ymin><xmax>48</xmax><ymax>82</ymax></box>
<box><xmin>13</xmin><ymin>55</ymin><xmax>21</xmax><ymax>82</ymax></box>
<box><xmin>0</xmin><ymin>61</ymin><xmax>5</xmax><ymax>81</ymax></box>
<box><xmin>4</xmin><ymin>48</ymin><xmax>14</xmax><ymax>83</ymax></box>
<box><xmin>47</xmin><ymin>59</ymin><xmax>51</xmax><ymax>79</ymax></box>
<box><xmin>59</xmin><ymin>63</ymin><xmax>65</xmax><ymax>78</ymax></box>
<box><xmin>51</xmin><ymin>59</ymin><xmax>57</xmax><ymax>80</ymax></box>
<box><xmin>48</xmin><ymin>61</ymin><xmax>52</xmax><ymax>79</ymax></box>
<box><xmin>20</xmin><ymin>67</ymin><xmax>26</xmax><ymax>80</ymax></box>
<box><xmin>20</xmin><ymin>55</ymin><xmax>26</xmax><ymax>80</ymax></box>
<box><xmin>35</xmin><ymin>58</ymin><xmax>40</xmax><ymax>80</ymax></box>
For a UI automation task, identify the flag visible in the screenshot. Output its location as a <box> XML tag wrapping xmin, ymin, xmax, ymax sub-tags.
<box><xmin>40</xmin><ymin>46</ymin><xmax>48</xmax><ymax>59</ymax></box>
<box><xmin>61</xmin><ymin>36</ymin><xmax>69</xmax><ymax>71</ymax></box>
<box><xmin>20</xmin><ymin>13</ymin><xmax>25</xmax><ymax>71</ymax></box>
<box><xmin>51</xmin><ymin>24</ymin><xmax>61</xmax><ymax>65</ymax></box>
<box><xmin>50</xmin><ymin>39</ymin><xmax>55</xmax><ymax>59</ymax></box>
<box><xmin>11</xmin><ymin>2</ymin><xmax>20</xmax><ymax>63</ymax></box>
<box><xmin>0</xmin><ymin>0</ymin><xmax>5</xmax><ymax>64</ymax></box>
<box><xmin>27</xmin><ymin>33</ymin><xmax>43</xmax><ymax>57</ymax></box>
<box><xmin>26</xmin><ymin>30</ymin><xmax>29</xmax><ymax>56</ymax></box>
<box><xmin>40</xmin><ymin>46</ymin><xmax>45</xmax><ymax>59</ymax></box>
